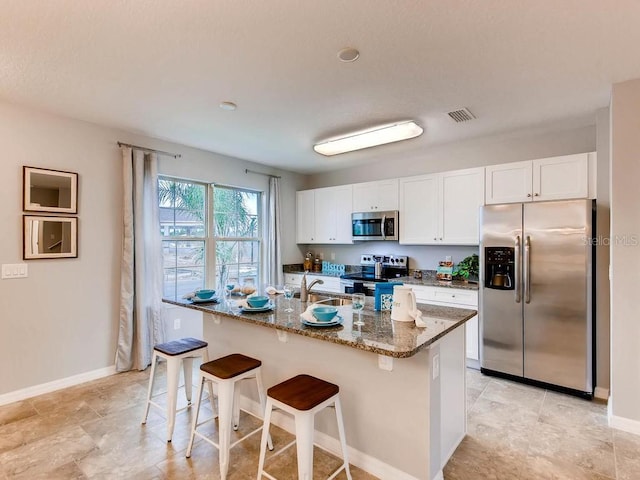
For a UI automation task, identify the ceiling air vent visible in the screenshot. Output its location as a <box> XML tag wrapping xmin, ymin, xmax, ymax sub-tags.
<box><xmin>446</xmin><ymin>107</ymin><xmax>476</xmax><ymax>123</ymax></box>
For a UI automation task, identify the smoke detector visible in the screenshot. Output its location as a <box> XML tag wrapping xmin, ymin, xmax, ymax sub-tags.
<box><xmin>446</xmin><ymin>107</ymin><xmax>476</xmax><ymax>123</ymax></box>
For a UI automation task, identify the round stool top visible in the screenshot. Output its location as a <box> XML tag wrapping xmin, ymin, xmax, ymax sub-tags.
<box><xmin>154</xmin><ymin>337</ymin><xmax>208</xmax><ymax>356</ymax></box>
<box><xmin>267</xmin><ymin>374</ymin><xmax>339</xmax><ymax>411</ymax></box>
<box><xmin>200</xmin><ymin>354</ymin><xmax>262</xmax><ymax>379</ymax></box>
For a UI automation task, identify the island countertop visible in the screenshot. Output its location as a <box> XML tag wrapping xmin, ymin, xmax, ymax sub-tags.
<box><xmin>163</xmin><ymin>293</ymin><xmax>476</xmax><ymax>359</ymax></box>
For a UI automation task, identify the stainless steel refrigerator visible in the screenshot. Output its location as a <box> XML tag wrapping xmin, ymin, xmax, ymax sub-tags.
<box><xmin>479</xmin><ymin>199</ymin><xmax>594</xmax><ymax>396</ymax></box>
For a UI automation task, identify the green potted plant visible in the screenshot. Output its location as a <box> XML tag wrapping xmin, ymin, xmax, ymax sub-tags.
<box><xmin>453</xmin><ymin>254</ymin><xmax>479</xmax><ymax>283</ymax></box>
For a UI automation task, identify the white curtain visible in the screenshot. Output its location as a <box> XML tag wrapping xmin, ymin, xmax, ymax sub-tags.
<box><xmin>266</xmin><ymin>176</ymin><xmax>283</xmax><ymax>287</ymax></box>
<box><xmin>116</xmin><ymin>147</ymin><xmax>165</xmax><ymax>372</ymax></box>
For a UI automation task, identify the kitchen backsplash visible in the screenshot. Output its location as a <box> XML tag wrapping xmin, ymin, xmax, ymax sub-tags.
<box><xmin>298</xmin><ymin>244</ymin><xmax>479</xmax><ymax>271</ymax></box>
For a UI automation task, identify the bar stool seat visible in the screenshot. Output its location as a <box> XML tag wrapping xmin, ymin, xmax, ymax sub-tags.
<box><xmin>257</xmin><ymin>374</ymin><xmax>352</xmax><ymax>480</ymax></box>
<box><xmin>142</xmin><ymin>337</ymin><xmax>213</xmax><ymax>442</ymax></box>
<box><xmin>187</xmin><ymin>354</ymin><xmax>273</xmax><ymax>480</ymax></box>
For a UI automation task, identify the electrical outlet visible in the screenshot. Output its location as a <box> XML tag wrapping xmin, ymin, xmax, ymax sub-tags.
<box><xmin>432</xmin><ymin>354</ymin><xmax>440</xmax><ymax>380</ymax></box>
<box><xmin>173</xmin><ymin>318</ymin><xmax>181</xmax><ymax>330</ymax></box>
<box><xmin>330</xmin><ymin>252</ymin><xmax>335</xmax><ymax>260</ymax></box>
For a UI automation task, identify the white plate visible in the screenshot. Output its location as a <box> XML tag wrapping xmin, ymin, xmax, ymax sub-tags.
<box><xmin>240</xmin><ymin>303</ymin><xmax>275</xmax><ymax>313</ymax></box>
<box><xmin>190</xmin><ymin>297</ymin><xmax>219</xmax><ymax>304</ymax></box>
<box><xmin>302</xmin><ymin>316</ymin><xmax>343</xmax><ymax>328</ymax></box>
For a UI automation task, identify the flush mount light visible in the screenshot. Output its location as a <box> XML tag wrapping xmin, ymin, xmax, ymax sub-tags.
<box><xmin>219</xmin><ymin>101</ymin><xmax>237</xmax><ymax>111</ymax></box>
<box><xmin>313</xmin><ymin>121</ymin><xmax>423</xmax><ymax>156</ymax></box>
<box><xmin>337</xmin><ymin>47</ymin><xmax>360</xmax><ymax>62</ymax></box>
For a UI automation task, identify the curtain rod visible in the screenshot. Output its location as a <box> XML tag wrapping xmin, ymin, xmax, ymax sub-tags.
<box><xmin>245</xmin><ymin>168</ymin><xmax>281</xmax><ymax>179</ymax></box>
<box><xmin>117</xmin><ymin>142</ymin><xmax>182</xmax><ymax>158</ymax></box>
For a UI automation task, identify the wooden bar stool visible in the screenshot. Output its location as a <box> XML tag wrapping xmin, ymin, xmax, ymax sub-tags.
<box><xmin>186</xmin><ymin>353</ymin><xmax>273</xmax><ymax>480</ymax></box>
<box><xmin>142</xmin><ymin>337</ymin><xmax>213</xmax><ymax>442</ymax></box>
<box><xmin>257</xmin><ymin>374</ymin><xmax>352</xmax><ymax>480</ymax></box>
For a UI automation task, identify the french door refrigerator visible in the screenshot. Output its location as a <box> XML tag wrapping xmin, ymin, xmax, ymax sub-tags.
<box><xmin>479</xmin><ymin>199</ymin><xmax>594</xmax><ymax>397</ymax></box>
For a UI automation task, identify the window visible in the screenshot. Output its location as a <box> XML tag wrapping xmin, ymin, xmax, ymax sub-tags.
<box><xmin>159</xmin><ymin>178</ymin><xmax>207</xmax><ymax>299</ymax></box>
<box><xmin>213</xmin><ymin>186</ymin><xmax>261</xmax><ymax>290</ymax></box>
<box><xmin>158</xmin><ymin>177</ymin><xmax>262</xmax><ymax>299</ymax></box>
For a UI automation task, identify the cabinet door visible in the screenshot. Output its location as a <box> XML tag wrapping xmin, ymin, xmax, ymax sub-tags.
<box><xmin>375</xmin><ymin>179</ymin><xmax>399</xmax><ymax>211</ymax></box>
<box><xmin>533</xmin><ymin>153</ymin><xmax>589</xmax><ymax>201</ymax></box>
<box><xmin>485</xmin><ymin>161</ymin><xmax>532</xmax><ymax>204</ymax></box>
<box><xmin>352</xmin><ymin>179</ymin><xmax>399</xmax><ymax>211</ymax></box>
<box><xmin>314</xmin><ymin>187</ymin><xmax>336</xmax><ymax>243</ymax></box>
<box><xmin>352</xmin><ymin>182</ymin><xmax>377</xmax><ymax>212</ymax></box>
<box><xmin>399</xmin><ymin>175</ymin><xmax>439</xmax><ymax>244</ymax></box>
<box><xmin>333</xmin><ymin>185</ymin><xmax>353</xmax><ymax>243</ymax></box>
<box><xmin>441</xmin><ymin>168</ymin><xmax>484</xmax><ymax>244</ymax></box>
<box><xmin>296</xmin><ymin>190</ymin><xmax>315</xmax><ymax>243</ymax></box>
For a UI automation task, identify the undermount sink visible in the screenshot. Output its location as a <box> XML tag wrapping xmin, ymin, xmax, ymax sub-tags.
<box><xmin>293</xmin><ymin>293</ymin><xmax>352</xmax><ymax>305</ymax></box>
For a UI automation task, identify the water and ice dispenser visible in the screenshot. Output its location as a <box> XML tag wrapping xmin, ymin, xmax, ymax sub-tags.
<box><xmin>484</xmin><ymin>247</ymin><xmax>515</xmax><ymax>290</ymax></box>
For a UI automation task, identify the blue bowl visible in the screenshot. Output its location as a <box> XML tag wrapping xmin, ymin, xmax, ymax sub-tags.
<box><xmin>195</xmin><ymin>289</ymin><xmax>216</xmax><ymax>300</ymax></box>
<box><xmin>312</xmin><ymin>306</ymin><xmax>338</xmax><ymax>322</ymax></box>
<box><xmin>247</xmin><ymin>295</ymin><xmax>269</xmax><ymax>308</ymax></box>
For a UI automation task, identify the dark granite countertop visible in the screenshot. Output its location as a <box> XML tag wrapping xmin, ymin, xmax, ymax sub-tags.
<box><xmin>163</xmin><ymin>293</ymin><xmax>476</xmax><ymax>358</ymax></box>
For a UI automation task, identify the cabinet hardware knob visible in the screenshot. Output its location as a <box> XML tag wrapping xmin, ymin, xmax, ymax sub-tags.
<box><xmin>527</xmin><ymin>193</ymin><xmax>532</xmax><ymax>197</ymax></box>
<box><xmin>434</xmin><ymin>237</ymin><xmax>437</xmax><ymax>241</ymax></box>
<box><xmin>439</xmin><ymin>237</ymin><xmax>443</xmax><ymax>240</ymax></box>
<box><xmin>534</xmin><ymin>193</ymin><xmax>540</xmax><ymax>196</ymax></box>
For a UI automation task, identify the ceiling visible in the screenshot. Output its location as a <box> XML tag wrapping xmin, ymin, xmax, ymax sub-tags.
<box><xmin>2</xmin><ymin>1</ymin><xmax>640</xmax><ymax>174</ymax></box>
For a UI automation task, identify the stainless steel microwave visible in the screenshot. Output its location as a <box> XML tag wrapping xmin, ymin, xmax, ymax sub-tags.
<box><xmin>351</xmin><ymin>211</ymin><xmax>399</xmax><ymax>241</ymax></box>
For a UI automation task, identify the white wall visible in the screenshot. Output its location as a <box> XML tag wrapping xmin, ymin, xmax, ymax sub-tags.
<box><xmin>609</xmin><ymin>79</ymin><xmax>640</xmax><ymax>429</ymax></box>
<box><xmin>0</xmin><ymin>100</ymin><xmax>306</xmax><ymax>396</ymax></box>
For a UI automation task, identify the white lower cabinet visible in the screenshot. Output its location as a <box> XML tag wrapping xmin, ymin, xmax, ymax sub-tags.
<box><xmin>283</xmin><ymin>273</ymin><xmax>342</xmax><ymax>294</ymax></box>
<box><xmin>411</xmin><ymin>284</ymin><xmax>479</xmax><ymax>366</ymax></box>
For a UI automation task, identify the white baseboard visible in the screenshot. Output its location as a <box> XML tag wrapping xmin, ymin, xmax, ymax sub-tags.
<box><xmin>594</xmin><ymin>387</ymin><xmax>609</xmax><ymax>402</ymax></box>
<box><xmin>240</xmin><ymin>397</ymin><xmax>423</xmax><ymax>480</ymax></box>
<box><xmin>609</xmin><ymin>409</ymin><xmax>640</xmax><ymax>436</ymax></box>
<box><xmin>0</xmin><ymin>365</ymin><xmax>116</xmax><ymax>406</ymax></box>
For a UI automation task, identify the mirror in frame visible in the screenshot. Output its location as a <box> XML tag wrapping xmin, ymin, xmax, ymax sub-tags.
<box><xmin>23</xmin><ymin>166</ymin><xmax>78</xmax><ymax>214</ymax></box>
<box><xmin>23</xmin><ymin>216</ymin><xmax>78</xmax><ymax>259</ymax></box>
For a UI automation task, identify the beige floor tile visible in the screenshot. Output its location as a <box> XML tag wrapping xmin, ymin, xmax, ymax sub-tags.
<box><xmin>0</xmin><ymin>401</ymin><xmax>38</xmax><ymax>427</ymax></box>
<box><xmin>28</xmin><ymin>383</ymin><xmax>102</xmax><ymax>415</ymax></box>
<box><xmin>0</xmin><ymin>425</ymin><xmax>96</xmax><ymax>479</ymax></box>
<box><xmin>479</xmin><ymin>377</ymin><xmax>546</xmax><ymax>414</ymax></box>
<box><xmin>613</xmin><ymin>430</ymin><xmax>640</xmax><ymax>480</ymax></box>
<box><xmin>0</xmin><ymin>400</ymin><xmax>100</xmax><ymax>455</ymax></box>
<box><xmin>466</xmin><ymin>368</ymin><xmax>491</xmax><ymax>391</ymax></box>
<box><xmin>538</xmin><ymin>391</ymin><xmax>611</xmax><ymax>441</ymax></box>
<box><xmin>443</xmin><ymin>436</ymin><xmax>523</xmax><ymax>479</ymax></box>
<box><xmin>84</xmin><ymin>381</ymin><xmax>150</xmax><ymax>418</ymax></box>
<box><xmin>519</xmin><ymin>454</ymin><xmax>615</xmax><ymax>480</ymax></box>
<box><xmin>528</xmin><ymin>421</ymin><xmax>616</xmax><ymax>478</ymax></box>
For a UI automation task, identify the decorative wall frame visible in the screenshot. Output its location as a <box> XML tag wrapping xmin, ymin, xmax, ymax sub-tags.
<box><xmin>23</xmin><ymin>166</ymin><xmax>78</xmax><ymax>214</ymax></box>
<box><xmin>23</xmin><ymin>215</ymin><xmax>78</xmax><ymax>259</ymax></box>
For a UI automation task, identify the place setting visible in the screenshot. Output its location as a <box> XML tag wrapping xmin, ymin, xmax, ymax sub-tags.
<box><xmin>183</xmin><ymin>289</ymin><xmax>220</xmax><ymax>304</ymax></box>
<box><xmin>300</xmin><ymin>304</ymin><xmax>345</xmax><ymax>328</ymax></box>
<box><xmin>236</xmin><ymin>295</ymin><xmax>276</xmax><ymax>313</ymax></box>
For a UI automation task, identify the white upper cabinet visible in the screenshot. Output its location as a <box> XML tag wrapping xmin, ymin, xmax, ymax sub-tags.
<box><xmin>314</xmin><ymin>185</ymin><xmax>353</xmax><ymax>244</ymax></box>
<box><xmin>352</xmin><ymin>179</ymin><xmax>399</xmax><ymax>212</ymax></box>
<box><xmin>296</xmin><ymin>185</ymin><xmax>353</xmax><ymax>244</ymax></box>
<box><xmin>399</xmin><ymin>167</ymin><xmax>484</xmax><ymax>245</ymax></box>
<box><xmin>296</xmin><ymin>190</ymin><xmax>315</xmax><ymax>243</ymax></box>
<box><xmin>485</xmin><ymin>153</ymin><xmax>592</xmax><ymax>204</ymax></box>
<box><xmin>440</xmin><ymin>168</ymin><xmax>485</xmax><ymax>244</ymax></box>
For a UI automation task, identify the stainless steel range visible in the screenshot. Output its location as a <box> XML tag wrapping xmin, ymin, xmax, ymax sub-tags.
<box><xmin>340</xmin><ymin>254</ymin><xmax>409</xmax><ymax>295</ymax></box>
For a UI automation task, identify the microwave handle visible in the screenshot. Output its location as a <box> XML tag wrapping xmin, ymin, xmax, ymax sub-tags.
<box><xmin>381</xmin><ymin>214</ymin><xmax>386</xmax><ymax>240</ymax></box>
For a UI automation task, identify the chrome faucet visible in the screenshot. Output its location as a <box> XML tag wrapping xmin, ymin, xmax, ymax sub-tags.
<box><xmin>300</xmin><ymin>272</ymin><xmax>324</xmax><ymax>302</ymax></box>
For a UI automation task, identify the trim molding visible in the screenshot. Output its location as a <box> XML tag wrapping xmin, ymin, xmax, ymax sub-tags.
<box><xmin>609</xmin><ymin>410</ymin><xmax>640</xmax><ymax>436</ymax></box>
<box><xmin>240</xmin><ymin>397</ymin><xmax>422</xmax><ymax>480</ymax></box>
<box><xmin>594</xmin><ymin>387</ymin><xmax>609</xmax><ymax>402</ymax></box>
<box><xmin>0</xmin><ymin>365</ymin><xmax>116</xmax><ymax>406</ymax></box>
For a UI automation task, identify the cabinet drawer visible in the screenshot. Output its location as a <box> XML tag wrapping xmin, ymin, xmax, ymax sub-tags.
<box><xmin>432</xmin><ymin>288</ymin><xmax>477</xmax><ymax>306</ymax></box>
<box><xmin>284</xmin><ymin>273</ymin><xmax>302</xmax><ymax>287</ymax></box>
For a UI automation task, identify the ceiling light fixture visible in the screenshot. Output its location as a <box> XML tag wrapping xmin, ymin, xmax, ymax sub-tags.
<box><xmin>313</xmin><ymin>121</ymin><xmax>423</xmax><ymax>156</ymax></box>
<box><xmin>219</xmin><ymin>101</ymin><xmax>237</xmax><ymax>111</ymax></box>
<box><xmin>337</xmin><ymin>47</ymin><xmax>360</xmax><ymax>62</ymax></box>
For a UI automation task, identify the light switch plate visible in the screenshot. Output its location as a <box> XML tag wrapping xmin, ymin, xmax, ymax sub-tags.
<box><xmin>2</xmin><ymin>264</ymin><xmax>28</xmax><ymax>279</ymax></box>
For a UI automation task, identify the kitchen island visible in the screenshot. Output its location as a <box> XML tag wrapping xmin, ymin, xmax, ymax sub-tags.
<box><xmin>164</xmin><ymin>293</ymin><xmax>476</xmax><ymax>480</ymax></box>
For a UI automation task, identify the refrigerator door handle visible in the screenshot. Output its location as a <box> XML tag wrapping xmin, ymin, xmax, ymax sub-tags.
<box><xmin>515</xmin><ymin>235</ymin><xmax>521</xmax><ymax>303</ymax></box>
<box><xmin>524</xmin><ymin>235</ymin><xmax>531</xmax><ymax>304</ymax></box>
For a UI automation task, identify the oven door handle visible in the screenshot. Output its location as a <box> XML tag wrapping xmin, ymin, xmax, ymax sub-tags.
<box><xmin>381</xmin><ymin>215</ymin><xmax>386</xmax><ymax>240</ymax></box>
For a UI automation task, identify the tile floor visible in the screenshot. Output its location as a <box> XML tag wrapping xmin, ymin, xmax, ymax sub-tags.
<box><xmin>0</xmin><ymin>367</ymin><xmax>638</xmax><ymax>479</ymax></box>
